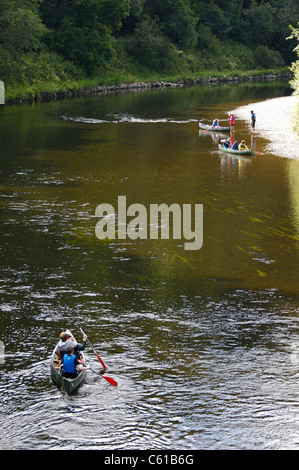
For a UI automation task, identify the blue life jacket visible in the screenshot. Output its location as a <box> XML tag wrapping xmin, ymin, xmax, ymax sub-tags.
<box><xmin>232</xmin><ymin>141</ymin><xmax>238</xmax><ymax>150</ymax></box>
<box><xmin>63</xmin><ymin>353</ymin><xmax>77</xmax><ymax>373</ymax></box>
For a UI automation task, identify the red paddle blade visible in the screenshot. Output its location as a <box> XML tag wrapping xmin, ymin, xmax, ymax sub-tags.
<box><xmin>96</xmin><ymin>353</ymin><xmax>106</xmax><ymax>370</ymax></box>
<box><xmin>102</xmin><ymin>375</ymin><xmax>118</xmax><ymax>386</ymax></box>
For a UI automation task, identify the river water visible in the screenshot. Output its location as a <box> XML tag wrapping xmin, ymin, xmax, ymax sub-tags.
<box><xmin>0</xmin><ymin>81</ymin><xmax>299</xmax><ymax>450</ymax></box>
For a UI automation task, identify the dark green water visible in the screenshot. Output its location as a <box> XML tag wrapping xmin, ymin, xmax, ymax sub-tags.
<box><xmin>0</xmin><ymin>81</ymin><xmax>299</xmax><ymax>450</ymax></box>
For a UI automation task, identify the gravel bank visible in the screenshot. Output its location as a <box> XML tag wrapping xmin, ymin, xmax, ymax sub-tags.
<box><xmin>232</xmin><ymin>94</ymin><xmax>299</xmax><ymax>160</ymax></box>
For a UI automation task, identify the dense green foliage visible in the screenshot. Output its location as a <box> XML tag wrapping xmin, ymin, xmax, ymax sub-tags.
<box><xmin>1</xmin><ymin>0</ymin><xmax>298</xmax><ymax>92</ymax></box>
<box><xmin>288</xmin><ymin>23</ymin><xmax>299</xmax><ymax>92</ymax></box>
<box><xmin>288</xmin><ymin>22</ymin><xmax>299</xmax><ymax>132</ymax></box>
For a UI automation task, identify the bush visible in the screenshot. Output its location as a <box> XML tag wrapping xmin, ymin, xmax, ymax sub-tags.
<box><xmin>49</xmin><ymin>18</ymin><xmax>116</xmax><ymax>74</ymax></box>
<box><xmin>124</xmin><ymin>18</ymin><xmax>182</xmax><ymax>73</ymax></box>
<box><xmin>253</xmin><ymin>45</ymin><xmax>285</xmax><ymax>68</ymax></box>
<box><xmin>0</xmin><ymin>48</ymin><xmax>84</xmax><ymax>88</ymax></box>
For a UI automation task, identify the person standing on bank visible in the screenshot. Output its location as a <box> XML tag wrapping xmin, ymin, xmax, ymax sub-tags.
<box><xmin>229</xmin><ymin>113</ymin><xmax>235</xmax><ymax>128</ymax></box>
<box><xmin>251</xmin><ymin>110</ymin><xmax>256</xmax><ymax>129</ymax></box>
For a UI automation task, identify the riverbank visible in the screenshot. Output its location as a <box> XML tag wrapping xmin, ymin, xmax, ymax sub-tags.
<box><xmin>4</xmin><ymin>68</ymin><xmax>293</xmax><ymax>105</ymax></box>
<box><xmin>232</xmin><ymin>94</ymin><xmax>299</xmax><ymax>160</ymax></box>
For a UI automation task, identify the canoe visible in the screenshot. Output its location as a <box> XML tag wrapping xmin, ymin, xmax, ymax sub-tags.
<box><xmin>218</xmin><ymin>144</ymin><xmax>252</xmax><ymax>156</ymax></box>
<box><xmin>199</xmin><ymin>122</ymin><xmax>230</xmax><ymax>132</ymax></box>
<box><xmin>50</xmin><ymin>335</ymin><xmax>87</xmax><ymax>395</ymax></box>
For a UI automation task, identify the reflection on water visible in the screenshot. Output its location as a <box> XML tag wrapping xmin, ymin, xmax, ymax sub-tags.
<box><xmin>233</xmin><ymin>93</ymin><xmax>299</xmax><ymax>240</ymax></box>
<box><xmin>0</xmin><ymin>82</ymin><xmax>299</xmax><ymax>450</ymax></box>
<box><xmin>288</xmin><ymin>160</ymin><xmax>299</xmax><ymax>236</ymax></box>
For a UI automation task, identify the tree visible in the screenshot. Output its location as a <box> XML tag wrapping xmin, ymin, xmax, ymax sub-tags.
<box><xmin>0</xmin><ymin>0</ymin><xmax>46</xmax><ymax>54</ymax></box>
<box><xmin>0</xmin><ymin>0</ymin><xmax>47</xmax><ymax>84</ymax></box>
<box><xmin>40</xmin><ymin>0</ymin><xmax>131</xmax><ymax>73</ymax></box>
<box><xmin>143</xmin><ymin>0</ymin><xmax>198</xmax><ymax>50</ymax></box>
<box><xmin>288</xmin><ymin>23</ymin><xmax>299</xmax><ymax>92</ymax></box>
<box><xmin>124</xmin><ymin>17</ymin><xmax>180</xmax><ymax>72</ymax></box>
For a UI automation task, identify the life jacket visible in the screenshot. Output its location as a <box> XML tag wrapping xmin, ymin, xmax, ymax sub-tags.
<box><xmin>239</xmin><ymin>143</ymin><xmax>248</xmax><ymax>150</ymax></box>
<box><xmin>63</xmin><ymin>353</ymin><xmax>76</xmax><ymax>373</ymax></box>
<box><xmin>232</xmin><ymin>141</ymin><xmax>238</xmax><ymax>150</ymax></box>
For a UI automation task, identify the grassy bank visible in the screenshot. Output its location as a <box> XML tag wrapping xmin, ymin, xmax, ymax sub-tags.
<box><xmin>4</xmin><ymin>66</ymin><xmax>293</xmax><ymax>105</ymax></box>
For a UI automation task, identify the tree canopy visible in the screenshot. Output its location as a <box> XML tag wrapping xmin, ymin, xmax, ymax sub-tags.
<box><xmin>1</xmin><ymin>0</ymin><xmax>298</xmax><ymax>86</ymax></box>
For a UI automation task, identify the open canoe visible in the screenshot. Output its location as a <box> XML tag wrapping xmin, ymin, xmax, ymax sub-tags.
<box><xmin>50</xmin><ymin>338</ymin><xmax>87</xmax><ymax>395</ymax></box>
<box><xmin>199</xmin><ymin>122</ymin><xmax>230</xmax><ymax>132</ymax></box>
<box><xmin>218</xmin><ymin>144</ymin><xmax>252</xmax><ymax>156</ymax></box>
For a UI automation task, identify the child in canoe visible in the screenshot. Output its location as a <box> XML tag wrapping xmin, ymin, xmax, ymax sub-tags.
<box><xmin>238</xmin><ymin>140</ymin><xmax>249</xmax><ymax>150</ymax></box>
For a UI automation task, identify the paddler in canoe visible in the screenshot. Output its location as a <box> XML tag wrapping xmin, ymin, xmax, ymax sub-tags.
<box><xmin>62</xmin><ymin>344</ymin><xmax>90</xmax><ymax>379</ymax></box>
<box><xmin>238</xmin><ymin>140</ymin><xmax>249</xmax><ymax>150</ymax></box>
<box><xmin>221</xmin><ymin>138</ymin><xmax>230</xmax><ymax>148</ymax></box>
<box><xmin>218</xmin><ymin>138</ymin><xmax>252</xmax><ymax>156</ymax></box>
<box><xmin>56</xmin><ymin>330</ymin><xmax>88</xmax><ymax>360</ymax></box>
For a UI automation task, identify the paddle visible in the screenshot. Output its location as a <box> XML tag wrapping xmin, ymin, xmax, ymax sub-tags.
<box><xmin>80</xmin><ymin>327</ymin><xmax>107</xmax><ymax>369</ymax></box>
<box><xmin>88</xmin><ymin>368</ymin><xmax>118</xmax><ymax>387</ymax></box>
<box><xmin>79</xmin><ymin>327</ymin><xmax>118</xmax><ymax>386</ymax></box>
<box><xmin>78</xmin><ymin>361</ymin><xmax>118</xmax><ymax>386</ymax></box>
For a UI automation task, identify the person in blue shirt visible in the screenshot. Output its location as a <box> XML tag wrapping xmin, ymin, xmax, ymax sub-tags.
<box><xmin>221</xmin><ymin>138</ymin><xmax>230</xmax><ymax>148</ymax></box>
<box><xmin>251</xmin><ymin>110</ymin><xmax>256</xmax><ymax>129</ymax></box>
<box><xmin>62</xmin><ymin>345</ymin><xmax>89</xmax><ymax>378</ymax></box>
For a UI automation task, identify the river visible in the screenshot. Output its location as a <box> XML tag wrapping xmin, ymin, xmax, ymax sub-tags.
<box><xmin>0</xmin><ymin>80</ymin><xmax>299</xmax><ymax>450</ymax></box>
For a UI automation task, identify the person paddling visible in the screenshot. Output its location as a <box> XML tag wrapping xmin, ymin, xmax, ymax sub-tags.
<box><xmin>238</xmin><ymin>140</ymin><xmax>249</xmax><ymax>150</ymax></box>
<box><xmin>57</xmin><ymin>331</ymin><xmax>87</xmax><ymax>360</ymax></box>
<box><xmin>62</xmin><ymin>345</ymin><xmax>89</xmax><ymax>378</ymax></box>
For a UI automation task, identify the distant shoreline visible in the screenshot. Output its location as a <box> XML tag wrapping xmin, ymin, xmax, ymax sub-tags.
<box><xmin>4</xmin><ymin>70</ymin><xmax>293</xmax><ymax>106</ymax></box>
